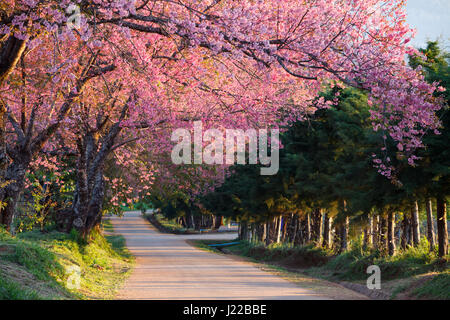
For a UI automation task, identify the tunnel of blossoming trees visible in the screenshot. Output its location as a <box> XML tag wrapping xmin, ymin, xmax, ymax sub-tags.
<box><xmin>0</xmin><ymin>0</ymin><xmax>448</xmax><ymax>294</ymax></box>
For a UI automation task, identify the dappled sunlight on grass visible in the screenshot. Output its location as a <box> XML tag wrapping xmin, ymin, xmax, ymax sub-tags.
<box><xmin>0</xmin><ymin>222</ymin><xmax>134</xmax><ymax>300</ymax></box>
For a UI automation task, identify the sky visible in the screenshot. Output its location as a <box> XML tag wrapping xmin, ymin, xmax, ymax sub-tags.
<box><xmin>406</xmin><ymin>0</ymin><xmax>450</xmax><ymax>48</ymax></box>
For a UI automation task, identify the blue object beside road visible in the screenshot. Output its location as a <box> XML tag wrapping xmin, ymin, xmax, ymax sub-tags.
<box><xmin>207</xmin><ymin>242</ymin><xmax>241</xmax><ymax>247</ymax></box>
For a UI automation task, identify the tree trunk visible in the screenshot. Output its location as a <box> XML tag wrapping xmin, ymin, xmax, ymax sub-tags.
<box><xmin>82</xmin><ymin>170</ymin><xmax>105</xmax><ymax>237</ymax></box>
<box><xmin>425</xmin><ymin>198</ymin><xmax>435</xmax><ymax>250</ymax></box>
<box><xmin>66</xmin><ymin>105</ymin><xmax>128</xmax><ymax>238</ymax></box>
<box><xmin>70</xmin><ymin>158</ymin><xmax>106</xmax><ymax>239</ymax></box>
<box><xmin>0</xmin><ymin>36</ymin><xmax>27</xmax><ymax>86</ymax></box>
<box><xmin>436</xmin><ymin>197</ymin><xmax>448</xmax><ymax>257</ymax></box>
<box><xmin>282</xmin><ymin>215</ymin><xmax>290</xmax><ymax>243</ymax></box>
<box><xmin>411</xmin><ymin>201</ymin><xmax>421</xmax><ymax>246</ymax></box>
<box><xmin>363</xmin><ymin>227</ymin><xmax>369</xmax><ymax>250</ymax></box>
<box><xmin>194</xmin><ymin>214</ymin><xmax>201</xmax><ymax>231</ymax></box>
<box><xmin>339</xmin><ymin>216</ymin><xmax>349</xmax><ymax>253</ymax></box>
<box><xmin>306</xmin><ymin>213</ymin><xmax>311</xmax><ymax>243</ymax></box>
<box><xmin>252</xmin><ymin>224</ymin><xmax>257</xmax><ymax>243</ymax></box>
<box><xmin>372</xmin><ymin>216</ymin><xmax>379</xmax><ymax>250</ymax></box>
<box><xmin>322</xmin><ymin>212</ymin><xmax>332</xmax><ymax>248</ymax></box>
<box><xmin>379</xmin><ymin>216</ymin><xmax>387</xmax><ymax>254</ymax></box>
<box><xmin>268</xmin><ymin>217</ymin><xmax>276</xmax><ymax>245</ymax></box>
<box><xmin>0</xmin><ymin>159</ymin><xmax>29</xmax><ymax>231</ymax></box>
<box><xmin>0</xmin><ymin>194</ymin><xmax>17</xmax><ymax>232</ymax></box>
<box><xmin>311</xmin><ymin>208</ymin><xmax>323</xmax><ymax>244</ymax></box>
<box><xmin>213</xmin><ymin>215</ymin><xmax>223</xmax><ymax>230</ymax></box>
<box><xmin>185</xmin><ymin>214</ymin><xmax>192</xmax><ymax>229</ymax></box>
<box><xmin>276</xmin><ymin>215</ymin><xmax>282</xmax><ymax>243</ymax></box>
<box><xmin>238</xmin><ymin>222</ymin><xmax>242</xmax><ymax>240</ymax></box>
<box><xmin>0</xmin><ymin>104</ymin><xmax>7</xmax><ymax>208</ymax></box>
<box><xmin>387</xmin><ymin>212</ymin><xmax>396</xmax><ymax>256</ymax></box>
<box><xmin>181</xmin><ymin>216</ymin><xmax>187</xmax><ymax>228</ymax></box>
<box><xmin>0</xmin><ymin>58</ymin><xmax>114</xmax><ymax>233</ymax></box>
<box><xmin>401</xmin><ymin>212</ymin><xmax>410</xmax><ymax>249</ymax></box>
<box><xmin>239</xmin><ymin>221</ymin><xmax>249</xmax><ymax>241</ymax></box>
<box><xmin>369</xmin><ymin>216</ymin><xmax>376</xmax><ymax>249</ymax></box>
<box><xmin>291</xmin><ymin>215</ymin><xmax>299</xmax><ymax>245</ymax></box>
<box><xmin>263</xmin><ymin>222</ymin><xmax>268</xmax><ymax>245</ymax></box>
<box><xmin>317</xmin><ymin>209</ymin><xmax>323</xmax><ymax>244</ymax></box>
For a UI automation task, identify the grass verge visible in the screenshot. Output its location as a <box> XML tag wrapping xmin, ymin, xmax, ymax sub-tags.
<box><xmin>0</xmin><ymin>219</ymin><xmax>134</xmax><ymax>300</ymax></box>
<box><xmin>191</xmin><ymin>239</ymin><xmax>449</xmax><ymax>300</ymax></box>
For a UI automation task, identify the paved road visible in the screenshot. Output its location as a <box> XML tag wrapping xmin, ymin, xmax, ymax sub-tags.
<box><xmin>111</xmin><ymin>211</ymin><xmax>335</xmax><ymax>300</ymax></box>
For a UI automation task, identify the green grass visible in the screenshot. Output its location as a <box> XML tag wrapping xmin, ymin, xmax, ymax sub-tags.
<box><xmin>0</xmin><ymin>220</ymin><xmax>134</xmax><ymax>300</ymax></box>
<box><xmin>307</xmin><ymin>240</ymin><xmax>447</xmax><ymax>282</ymax></box>
<box><xmin>0</xmin><ymin>275</ymin><xmax>41</xmax><ymax>300</ymax></box>
<box><xmin>192</xmin><ymin>238</ymin><xmax>449</xmax><ymax>300</ymax></box>
<box><xmin>222</xmin><ymin>241</ymin><xmax>331</xmax><ymax>267</ymax></box>
<box><xmin>413</xmin><ymin>271</ymin><xmax>450</xmax><ymax>299</ymax></box>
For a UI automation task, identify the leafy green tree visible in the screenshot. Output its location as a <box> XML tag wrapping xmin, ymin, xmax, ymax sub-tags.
<box><xmin>408</xmin><ymin>41</ymin><xmax>450</xmax><ymax>257</ymax></box>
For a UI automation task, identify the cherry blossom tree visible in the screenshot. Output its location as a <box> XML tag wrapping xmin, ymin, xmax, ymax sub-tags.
<box><xmin>0</xmin><ymin>0</ymin><xmax>444</xmax><ymax>233</ymax></box>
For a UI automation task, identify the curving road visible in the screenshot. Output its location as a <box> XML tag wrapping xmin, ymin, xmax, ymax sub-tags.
<box><xmin>110</xmin><ymin>211</ymin><xmax>364</xmax><ymax>300</ymax></box>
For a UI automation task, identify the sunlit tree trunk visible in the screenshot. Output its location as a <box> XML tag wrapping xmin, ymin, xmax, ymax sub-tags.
<box><xmin>339</xmin><ymin>216</ymin><xmax>349</xmax><ymax>253</ymax></box>
<box><xmin>369</xmin><ymin>216</ymin><xmax>375</xmax><ymax>248</ymax></box>
<box><xmin>372</xmin><ymin>216</ymin><xmax>379</xmax><ymax>250</ymax></box>
<box><xmin>276</xmin><ymin>215</ymin><xmax>282</xmax><ymax>243</ymax></box>
<box><xmin>425</xmin><ymin>199</ymin><xmax>435</xmax><ymax>251</ymax></box>
<box><xmin>411</xmin><ymin>201</ymin><xmax>421</xmax><ymax>246</ymax></box>
<box><xmin>379</xmin><ymin>215</ymin><xmax>388</xmax><ymax>254</ymax></box>
<box><xmin>387</xmin><ymin>212</ymin><xmax>396</xmax><ymax>256</ymax></box>
<box><xmin>363</xmin><ymin>226</ymin><xmax>369</xmax><ymax>250</ymax></box>
<box><xmin>401</xmin><ymin>212</ymin><xmax>409</xmax><ymax>249</ymax></box>
<box><xmin>306</xmin><ymin>213</ymin><xmax>311</xmax><ymax>243</ymax></box>
<box><xmin>0</xmin><ymin>36</ymin><xmax>27</xmax><ymax>86</ymax></box>
<box><xmin>436</xmin><ymin>197</ymin><xmax>448</xmax><ymax>257</ymax></box>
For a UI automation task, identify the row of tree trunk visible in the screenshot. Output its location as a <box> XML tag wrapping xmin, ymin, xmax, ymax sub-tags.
<box><xmin>179</xmin><ymin>214</ymin><xmax>223</xmax><ymax>231</ymax></box>
<box><xmin>0</xmin><ymin>37</ymin><xmax>117</xmax><ymax>238</ymax></box>
<box><xmin>237</xmin><ymin>209</ymin><xmax>351</xmax><ymax>253</ymax></box>
<box><xmin>237</xmin><ymin>199</ymin><xmax>448</xmax><ymax>257</ymax></box>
